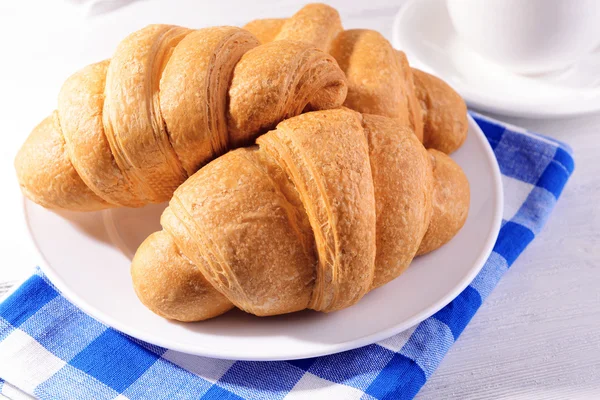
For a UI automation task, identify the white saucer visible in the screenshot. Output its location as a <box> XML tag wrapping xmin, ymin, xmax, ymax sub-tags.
<box><xmin>24</xmin><ymin>116</ymin><xmax>502</xmax><ymax>361</ymax></box>
<box><xmin>393</xmin><ymin>0</ymin><xmax>600</xmax><ymax>118</ymax></box>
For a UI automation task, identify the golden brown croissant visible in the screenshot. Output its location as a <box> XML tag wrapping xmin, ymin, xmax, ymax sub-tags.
<box><xmin>14</xmin><ymin>25</ymin><xmax>347</xmax><ymax>211</ymax></box>
<box><xmin>243</xmin><ymin>3</ymin><xmax>468</xmax><ymax>154</ymax></box>
<box><xmin>131</xmin><ymin>109</ymin><xmax>469</xmax><ymax>321</ymax></box>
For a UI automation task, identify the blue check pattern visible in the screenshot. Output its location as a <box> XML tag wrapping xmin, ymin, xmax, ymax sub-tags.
<box><xmin>0</xmin><ymin>112</ymin><xmax>575</xmax><ymax>400</ymax></box>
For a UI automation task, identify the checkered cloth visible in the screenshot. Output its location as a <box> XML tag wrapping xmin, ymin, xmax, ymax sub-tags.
<box><xmin>0</xmin><ymin>112</ymin><xmax>574</xmax><ymax>400</ymax></box>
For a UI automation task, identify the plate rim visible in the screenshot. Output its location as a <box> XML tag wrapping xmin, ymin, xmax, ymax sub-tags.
<box><xmin>24</xmin><ymin>115</ymin><xmax>504</xmax><ymax>361</ymax></box>
<box><xmin>392</xmin><ymin>0</ymin><xmax>600</xmax><ymax>119</ymax></box>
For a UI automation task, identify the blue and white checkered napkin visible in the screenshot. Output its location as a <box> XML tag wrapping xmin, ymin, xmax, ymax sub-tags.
<box><xmin>0</xmin><ymin>112</ymin><xmax>575</xmax><ymax>400</ymax></box>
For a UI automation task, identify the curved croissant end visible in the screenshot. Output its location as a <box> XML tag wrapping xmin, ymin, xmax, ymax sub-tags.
<box><xmin>412</xmin><ymin>69</ymin><xmax>469</xmax><ymax>154</ymax></box>
<box><xmin>15</xmin><ymin>112</ymin><xmax>110</xmax><ymax>212</ymax></box>
<box><xmin>417</xmin><ymin>149</ymin><xmax>470</xmax><ymax>255</ymax></box>
<box><xmin>132</xmin><ymin>230</ymin><xmax>234</xmax><ymax>322</ymax></box>
<box><xmin>273</xmin><ymin>3</ymin><xmax>343</xmax><ymax>52</ymax></box>
<box><xmin>131</xmin><ymin>109</ymin><xmax>470</xmax><ymax>321</ymax></box>
<box><xmin>15</xmin><ymin>25</ymin><xmax>347</xmax><ymax>211</ymax></box>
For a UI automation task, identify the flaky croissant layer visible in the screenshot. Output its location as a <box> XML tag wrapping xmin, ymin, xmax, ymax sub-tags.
<box><xmin>131</xmin><ymin>109</ymin><xmax>469</xmax><ymax>322</ymax></box>
<box><xmin>15</xmin><ymin>25</ymin><xmax>347</xmax><ymax>211</ymax></box>
<box><xmin>244</xmin><ymin>3</ymin><xmax>469</xmax><ymax>154</ymax></box>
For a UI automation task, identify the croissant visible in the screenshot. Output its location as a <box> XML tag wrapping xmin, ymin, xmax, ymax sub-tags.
<box><xmin>14</xmin><ymin>25</ymin><xmax>347</xmax><ymax>211</ymax></box>
<box><xmin>131</xmin><ymin>109</ymin><xmax>469</xmax><ymax>321</ymax></box>
<box><xmin>244</xmin><ymin>3</ymin><xmax>468</xmax><ymax>154</ymax></box>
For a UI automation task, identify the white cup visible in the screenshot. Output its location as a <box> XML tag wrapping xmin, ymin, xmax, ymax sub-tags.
<box><xmin>447</xmin><ymin>0</ymin><xmax>600</xmax><ymax>74</ymax></box>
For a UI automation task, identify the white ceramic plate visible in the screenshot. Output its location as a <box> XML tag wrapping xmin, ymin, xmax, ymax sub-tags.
<box><xmin>393</xmin><ymin>0</ymin><xmax>600</xmax><ymax>118</ymax></box>
<box><xmin>24</xmin><ymin>116</ymin><xmax>502</xmax><ymax>361</ymax></box>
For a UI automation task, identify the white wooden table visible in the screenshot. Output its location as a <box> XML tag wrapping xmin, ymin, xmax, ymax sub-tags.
<box><xmin>0</xmin><ymin>1</ymin><xmax>598</xmax><ymax>399</ymax></box>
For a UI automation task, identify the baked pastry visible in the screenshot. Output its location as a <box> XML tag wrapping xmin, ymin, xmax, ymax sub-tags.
<box><xmin>131</xmin><ymin>109</ymin><xmax>469</xmax><ymax>321</ymax></box>
<box><xmin>14</xmin><ymin>25</ymin><xmax>347</xmax><ymax>211</ymax></box>
<box><xmin>244</xmin><ymin>3</ymin><xmax>468</xmax><ymax>154</ymax></box>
